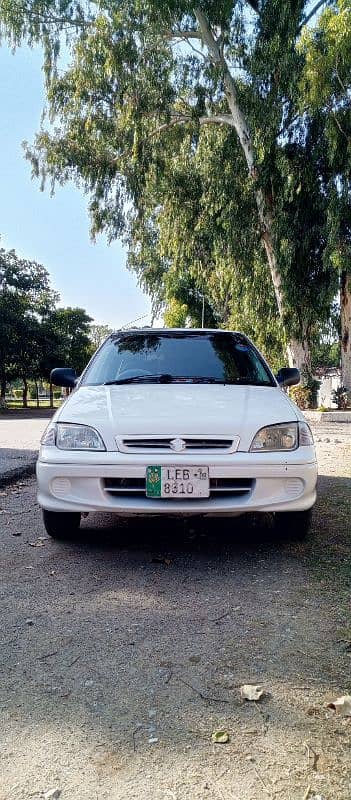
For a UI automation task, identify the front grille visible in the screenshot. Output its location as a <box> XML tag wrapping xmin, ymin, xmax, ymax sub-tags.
<box><xmin>117</xmin><ymin>436</ymin><xmax>238</xmax><ymax>454</ymax></box>
<box><xmin>104</xmin><ymin>477</ymin><xmax>145</xmax><ymax>496</ymax></box>
<box><xmin>103</xmin><ymin>477</ymin><xmax>254</xmax><ymax>499</ymax></box>
<box><xmin>210</xmin><ymin>478</ymin><xmax>253</xmax><ymax>496</ymax></box>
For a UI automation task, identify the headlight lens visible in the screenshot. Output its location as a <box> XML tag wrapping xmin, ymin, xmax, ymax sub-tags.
<box><xmin>250</xmin><ymin>421</ymin><xmax>314</xmax><ymax>452</ymax></box>
<box><xmin>56</xmin><ymin>423</ymin><xmax>106</xmax><ymax>451</ymax></box>
<box><xmin>250</xmin><ymin>422</ymin><xmax>298</xmax><ymax>452</ymax></box>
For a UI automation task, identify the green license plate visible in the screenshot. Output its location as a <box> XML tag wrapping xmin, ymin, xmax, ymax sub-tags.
<box><xmin>146</xmin><ymin>465</ymin><xmax>210</xmax><ymax>498</ymax></box>
<box><xmin>146</xmin><ymin>466</ymin><xmax>162</xmax><ymax>497</ymax></box>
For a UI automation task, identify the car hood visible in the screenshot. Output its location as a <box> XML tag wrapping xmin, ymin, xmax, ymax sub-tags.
<box><xmin>55</xmin><ymin>383</ymin><xmax>299</xmax><ymax>452</ymax></box>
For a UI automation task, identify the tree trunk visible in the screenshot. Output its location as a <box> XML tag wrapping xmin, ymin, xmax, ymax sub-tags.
<box><xmin>286</xmin><ymin>337</ymin><xmax>311</xmax><ymax>374</ymax></box>
<box><xmin>195</xmin><ymin>8</ymin><xmax>311</xmax><ymax>373</ymax></box>
<box><xmin>49</xmin><ymin>381</ymin><xmax>54</xmax><ymax>409</ymax></box>
<box><xmin>341</xmin><ymin>270</ymin><xmax>351</xmax><ymax>394</ymax></box>
<box><xmin>0</xmin><ymin>367</ymin><xmax>6</xmax><ymax>400</ymax></box>
<box><xmin>22</xmin><ymin>378</ymin><xmax>28</xmax><ymax>409</ymax></box>
<box><xmin>35</xmin><ymin>380</ymin><xmax>39</xmax><ymax>408</ymax></box>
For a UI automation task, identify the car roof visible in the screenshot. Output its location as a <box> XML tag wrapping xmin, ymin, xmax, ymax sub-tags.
<box><xmin>112</xmin><ymin>328</ymin><xmax>245</xmax><ymax>335</ymax></box>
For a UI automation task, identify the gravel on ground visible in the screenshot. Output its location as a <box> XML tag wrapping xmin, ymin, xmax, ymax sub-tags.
<box><xmin>0</xmin><ymin>425</ymin><xmax>350</xmax><ymax>800</ymax></box>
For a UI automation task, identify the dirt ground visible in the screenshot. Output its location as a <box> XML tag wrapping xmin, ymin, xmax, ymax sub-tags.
<box><xmin>0</xmin><ymin>425</ymin><xmax>350</xmax><ymax>800</ymax></box>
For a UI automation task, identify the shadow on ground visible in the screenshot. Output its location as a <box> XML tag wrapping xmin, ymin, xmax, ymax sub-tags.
<box><xmin>52</xmin><ymin>471</ymin><xmax>350</xmax><ymax>559</ymax></box>
<box><xmin>78</xmin><ymin>510</ymin><xmax>277</xmax><ymax>552</ymax></box>
<box><xmin>1</xmin><ymin>472</ymin><xmax>351</xmax><ymax>798</ymax></box>
<box><xmin>0</xmin><ymin>448</ymin><xmax>37</xmax><ymax>486</ymax></box>
<box><xmin>0</xmin><ymin>408</ymin><xmax>55</xmax><ymax>419</ymax></box>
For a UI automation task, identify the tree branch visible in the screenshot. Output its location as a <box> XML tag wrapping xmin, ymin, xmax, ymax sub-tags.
<box><xmin>195</xmin><ymin>7</ymin><xmax>256</xmax><ymax>172</ymax></box>
<box><xmin>299</xmin><ymin>0</ymin><xmax>329</xmax><ymax>32</ymax></box>
<box><xmin>335</xmin><ymin>53</ymin><xmax>347</xmax><ymax>94</ymax></box>
<box><xmin>166</xmin><ymin>29</ymin><xmax>201</xmax><ymax>40</ymax></box>
<box><xmin>169</xmin><ymin>35</ymin><xmax>206</xmax><ymax>60</ymax></box>
<box><xmin>331</xmin><ymin>110</ymin><xmax>351</xmax><ymax>142</ymax></box>
<box><xmin>150</xmin><ymin>114</ymin><xmax>235</xmax><ymax>137</ymax></box>
<box><xmin>194</xmin><ymin>8</ymin><xmax>222</xmax><ymax>64</ymax></box>
<box><xmin>246</xmin><ymin>0</ymin><xmax>260</xmax><ymax>14</ymax></box>
<box><xmin>21</xmin><ymin>1</ymin><xmax>89</xmax><ymax>30</ymax></box>
<box><xmin>199</xmin><ymin>114</ymin><xmax>235</xmax><ymax>127</ymax></box>
<box><xmin>110</xmin><ymin>113</ymin><xmax>235</xmax><ymax>164</ymax></box>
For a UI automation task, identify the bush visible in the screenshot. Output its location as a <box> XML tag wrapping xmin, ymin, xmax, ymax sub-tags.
<box><xmin>331</xmin><ymin>386</ymin><xmax>349</xmax><ymax>410</ymax></box>
<box><xmin>290</xmin><ymin>385</ymin><xmax>313</xmax><ymax>409</ymax></box>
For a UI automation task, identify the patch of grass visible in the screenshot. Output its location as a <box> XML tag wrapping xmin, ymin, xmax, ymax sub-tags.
<box><xmin>5</xmin><ymin>400</ymin><xmax>61</xmax><ymax>410</ymax></box>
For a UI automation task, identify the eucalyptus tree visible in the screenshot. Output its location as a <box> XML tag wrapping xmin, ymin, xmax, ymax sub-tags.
<box><xmin>127</xmin><ymin>121</ymin><xmax>286</xmax><ymax>363</ymax></box>
<box><xmin>300</xmin><ymin>0</ymin><xmax>351</xmax><ymax>388</ymax></box>
<box><xmin>0</xmin><ymin>0</ymin><xmax>336</xmax><ymax>372</ymax></box>
<box><xmin>128</xmin><ymin>109</ymin><xmax>336</xmax><ymax>368</ymax></box>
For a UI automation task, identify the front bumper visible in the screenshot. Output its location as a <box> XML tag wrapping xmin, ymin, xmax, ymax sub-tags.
<box><xmin>37</xmin><ymin>448</ymin><xmax>317</xmax><ymax>517</ymax></box>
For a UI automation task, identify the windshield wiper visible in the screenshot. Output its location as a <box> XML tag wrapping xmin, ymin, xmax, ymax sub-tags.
<box><xmin>105</xmin><ymin>374</ymin><xmax>230</xmax><ymax>385</ymax></box>
<box><xmin>104</xmin><ymin>373</ymin><xmax>174</xmax><ymax>385</ymax></box>
<box><xmin>104</xmin><ymin>374</ymin><xmax>270</xmax><ymax>386</ymax></box>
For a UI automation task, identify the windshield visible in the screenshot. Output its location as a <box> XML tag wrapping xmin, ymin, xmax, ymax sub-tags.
<box><xmin>82</xmin><ymin>332</ymin><xmax>274</xmax><ymax>387</ymax></box>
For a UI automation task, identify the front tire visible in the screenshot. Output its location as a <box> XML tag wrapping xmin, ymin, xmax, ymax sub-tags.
<box><xmin>43</xmin><ymin>509</ymin><xmax>81</xmax><ymax>539</ymax></box>
<box><xmin>274</xmin><ymin>508</ymin><xmax>313</xmax><ymax>540</ymax></box>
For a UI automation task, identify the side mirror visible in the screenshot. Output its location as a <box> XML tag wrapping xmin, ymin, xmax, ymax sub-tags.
<box><xmin>276</xmin><ymin>367</ymin><xmax>300</xmax><ymax>388</ymax></box>
<box><xmin>50</xmin><ymin>367</ymin><xmax>77</xmax><ymax>388</ymax></box>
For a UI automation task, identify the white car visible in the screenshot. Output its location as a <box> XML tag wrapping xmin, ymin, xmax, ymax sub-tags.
<box><xmin>37</xmin><ymin>328</ymin><xmax>317</xmax><ymax>539</ymax></box>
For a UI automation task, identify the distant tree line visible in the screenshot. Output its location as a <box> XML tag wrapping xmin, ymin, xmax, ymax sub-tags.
<box><xmin>0</xmin><ymin>247</ymin><xmax>111</xmax><ymax>408</ymax></box>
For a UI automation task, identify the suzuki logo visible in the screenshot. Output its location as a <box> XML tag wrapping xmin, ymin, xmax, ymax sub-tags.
<box><xmin>170</xmin><ymin>437</ymin><xmax>186</xmax><ymax>453</ymax></box>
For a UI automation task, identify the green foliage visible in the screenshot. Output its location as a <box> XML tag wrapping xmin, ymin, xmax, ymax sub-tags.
<box><xmin>300</xmin><ymin>1</ymin><xmax>351</xmax><ymax>280</ymax></box>
<box><xmin>300</xmin><ymin>1</ymin><xmax>351</xmax><ymax>109</ymax></box>
<box><xmin>331</xmin><ymin>384</ymin><xmax>349</xmax><ymax>409</ymax></box>
<box><xmin>290</xmin><ymin>385</ymin><xmax>313</xmax><ymax>410</ymax></box>
<box><xmin>89</xmin><ymin>323</ymin><xmax>113</xmax><ymax>349</ymax></box>
<box><xmin>291</xmin><ymin>374</ymin><xmax>320</xmax><ymax>409</ymax></box>
<box><xmin>163</xmin><ymin>297</ymin><xmax>189</xmax><ymax>327</ymax></box>
<box><xmin>39</xmin><ymin>306</ymin><xmax>94</xmax><ymax>378</ymax></box>
<box><xmin>300</xmin><ymin>0</ymin><xmax>351</xmax><ymax>386</ymax></box>
<box><xmin>0</xmin><ymin>0</ymin><xmax>342</xmax><ymax>365</ymax></box>
<box><xmin>0</xmin><ymin>245</ymin><xmax>94</xmax><ymax>402</ymax></box>
<box><xmin>128</xmin><ymin>122</ymin><xmax>287</xmax><ymax>364</ymax></box>
<box><xmin>312</xmin><ymin>335</ymin><xmax>340</xmax><ymax>370</ymax></box>
<box><xmin>0</xmin><ymin>246</ymin><xmax>58</xmax><ymax>398</ymax></box>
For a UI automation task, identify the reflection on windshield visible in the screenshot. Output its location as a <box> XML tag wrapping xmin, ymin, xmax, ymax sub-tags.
<box><xmin>83</xmin><ymin>332</ymin><xmax>274</xmax><ymax>387</ymax></box>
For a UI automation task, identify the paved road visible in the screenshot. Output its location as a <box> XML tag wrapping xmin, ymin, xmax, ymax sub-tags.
<box><xmin>0</xmin><ymin>435</ymin><xmax>350</xmax><ymax>800</ymax></box>
<box><xmin>0</xmin><ymin>411</ymin><xmax>52</xmax><ymax>485</ymax></box>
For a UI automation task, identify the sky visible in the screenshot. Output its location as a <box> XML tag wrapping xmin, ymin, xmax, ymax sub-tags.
<box><xmin>0</xmin><ymin>44</ymin><xmax>152</xmax><ymax>329</ymax></box>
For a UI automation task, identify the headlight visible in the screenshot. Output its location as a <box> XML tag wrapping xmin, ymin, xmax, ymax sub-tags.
<box><xmin>250</xmin><ymin>421</ymin><xmax>314</xmax><ymax>452</ymax></box>
<box><xmin>56</xmin><ymin>423</ymin><xmax>106</xmax><ymax>451</ymax></box>
<box><xmin>250</xmin><ymin>422</ymin><xmax>298</xmax><ymax>452</ymax></box>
